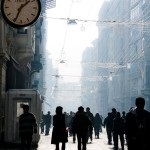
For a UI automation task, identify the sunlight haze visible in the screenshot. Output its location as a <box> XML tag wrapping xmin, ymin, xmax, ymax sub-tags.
<box><xmin>45</xmin><ymin>0</ymin><xmax>105</xmax><ymax>82</ymax></box>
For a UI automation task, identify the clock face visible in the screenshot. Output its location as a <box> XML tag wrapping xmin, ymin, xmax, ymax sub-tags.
<box><xmin>1</xmin><ymin>0</ymin><xmax>41</xmax><ymax>28</ymax></box>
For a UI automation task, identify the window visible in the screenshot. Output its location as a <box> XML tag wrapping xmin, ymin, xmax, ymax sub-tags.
<box><xmin>17</xmin><ymin>28</ymin><xmax>28</xmax><ymax>34</ymax></box>
<box><xmin>130</xmin><ymin>5</ymin><xmax>140</xmax><ymax>20</ymax></box>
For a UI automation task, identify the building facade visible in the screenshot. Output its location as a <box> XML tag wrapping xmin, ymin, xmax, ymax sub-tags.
<box><xmin>0</xmin><ymin>0</ymin><xmax>50</xmax><ymax>141</ymax></box>
<box><xmin>97</xmin><ymin>0</ymin><xmax>150</xmax><ymax>113</ymax></box>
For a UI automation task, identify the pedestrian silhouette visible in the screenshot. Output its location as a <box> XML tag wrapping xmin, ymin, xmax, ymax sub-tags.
<box><xmin>40</xmin><ymin>111</ymin><xmax>45</xmax><ymax>134</ymax></box>
<box><xmin>110</xmin><ymin>108</ymin><xmax>117</xmax><ymax>144</ymax></box>
<box><xmin>45</xmin><ymin>111</ymin><xmax>51</xmax><ymax>135</ymax></box>
<box><xmin>99</xmin><ymin>114</ymin><xmax>103</xmax><ymax>132</ymax></box>
<box><xmin>19</xmin><ymin>104</ymin><xmax>37</xmax><ymax>150</ymax></box>
<box><xmin>68</xmin><ymin>111</ymin><xmax>74</xmax><ymax>137</ymax></box>
<box><xmin>103</xmin><ymin>112</ymin><xmax>113</xmax><ymax>144</ymax></box>
<box><xmin>121</xmin><ymin>111</ymin><xmax>127</xmax><ymax>144</ymax></box>
<box><xmin>94</xmin><ymin>113</ymin><xmax>102</xmax><ymax>139</ymax></box>
<box><xmin>72</xmin><ymin>106</ymin><xmax>93</xmax><ymax>150</ymax></box>
<box><xmin>51</xmin><ymin>106</ymin><xmax>68</xmax><ymax>150</ymax></box>
<box><xmin>112</xmin><ymin>112</ymin><xmax>125</xmax><ymax>150</ymax></box>
<box><xmin>122</xmin><ymin>111</ymin><xmax>126</xmax><ymax>120</ymax></box>
<box><xmin>125</xmin><ymin>97</ymin><xmax>150</xmax><ymax>150</ymax></box>
<box><xmin>86</xmin><ymin>107</ymin><xmax>94</xmax><ymax>143</ymax></box>
<box><xmin>70</xmin><ymin>112</ymin><xmax>77</xmax><ymax>143</ymax></box>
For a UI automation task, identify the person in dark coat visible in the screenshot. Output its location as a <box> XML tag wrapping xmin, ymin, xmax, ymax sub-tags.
<box><xmin>40</xmin><ymin>111</ymin><xmax>45</xmax><ymax>134</ymax></box>
<box><xmin>121</xmin><ymin>111</ymin><xmax>127</xmax><ymax>144</ymax></box>
<box><xmin>68</xmin><ymin>111</ymin><xmax>74</xmax><ymax>137</ymax></box>
<box><xmin>86</xmin><ymin>107</ymin><xmax>94</xmax><ymax>143</ymax></box>
<box><xmin>110</xmin><ymin>108</ymin><xmax>117</xmax><ymax>144</ymax></box>
<box><xmin>73</xmin><ymin>106</ymin><xmax>93</xmax><ymax>150</ymax></box>
<box><xmin>19</xmin><ymin>104</ymin><xmax>37</xmax><ymax>150</ymax></box>
<box><xmin>51</xmin><ymin>106</ymin><xmax>68</xmax><ymax>150</ymax></box>
<box><xmin>103</xmin><ymin>112</ymin><xmax>113</xmax><ymax>144</ymax></box>
<box><xmin>125</xmin><ymin>97</ymin><xmax>150</xmax><ymax>150</ymax></box>
<box><xmin>69</xmin><ymin>112</ymin><xmax>76</xmax><ymax>143</ymax></box>
<box><xmin>94</xmin><ymin>113</ymin><xmax>102</xmax><ymax>139</ymax></box>
<box><xmin>45</xmin><ymin>111</ymin><xmax>51</xmax><ymax>135</ymax></box>
<box><xmin>112</xmin><ymin>112</ymin><xmax>125</xmax><ymax>150</ymax></box>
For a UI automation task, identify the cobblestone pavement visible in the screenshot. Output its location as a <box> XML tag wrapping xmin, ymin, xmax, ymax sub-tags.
<box><xmin>38</xmin><ymin>128</ymin><xmax>127</xmax><ymax>150</ymax></box>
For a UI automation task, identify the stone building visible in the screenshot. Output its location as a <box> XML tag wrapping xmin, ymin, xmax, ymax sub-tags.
<box><xmin>0</xmin><ymin>0</ymin><xmax>53</xmax><ymax>141</ymax></box>
<box><xmin>97</xmin><ymin>0</ymin><xmax>150</xmax><ymax>112</ymax></box>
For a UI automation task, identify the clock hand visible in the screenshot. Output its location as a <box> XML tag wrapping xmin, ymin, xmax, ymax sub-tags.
<box><xmin>13</xmin><ymin>1</ymin><xmax>30</xmax><ymax>22</ymax></box>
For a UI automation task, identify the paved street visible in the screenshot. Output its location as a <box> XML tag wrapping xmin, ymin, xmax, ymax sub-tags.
<box><xmin>0</xmin><ymin>128</ymin><xmax>127</xmax><ymax>150</ymax></box>
<box><xmin>38</xmin><ymin>128</ymin><xmax>127</xmax><ymax>150</ymax></box>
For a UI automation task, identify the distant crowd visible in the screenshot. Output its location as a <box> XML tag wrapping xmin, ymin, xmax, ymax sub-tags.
<box><xmin>19</xmin><ymin>97</ymin><xmax>150</xmax><ymax>150</ymax></box>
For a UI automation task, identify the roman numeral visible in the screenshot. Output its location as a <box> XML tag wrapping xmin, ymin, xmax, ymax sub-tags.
<box><xmin>7</xmin><ymin>13</ymin><xmax>11</xmax><ymax>16</ymax></box>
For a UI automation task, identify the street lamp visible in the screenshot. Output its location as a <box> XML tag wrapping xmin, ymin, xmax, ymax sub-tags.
<box><xmin>67</xmin><ymin>18</ymin><xmax>77</xmax><ymax>25</ymax></box>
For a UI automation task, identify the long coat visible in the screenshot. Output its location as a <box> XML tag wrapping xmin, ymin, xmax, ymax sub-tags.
<box><xmin>51</xmin><ymin>114</ymin><xmax>68</xmax><ymax>144</ymax></box>
<box><xmin>94</xmin><ymin>114</ymin><xmax>102</xmax><ymax>132</ymax></box>
<box><xmin>125</xmin><ymin>108</ymin><xmax>150</xmax><ymax>150</ymax></box>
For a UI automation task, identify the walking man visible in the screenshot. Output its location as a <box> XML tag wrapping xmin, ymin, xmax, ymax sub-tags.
<box><xmin>19</xmin><ymin>104</ymin><xmax>37</xmax><ymax>150</ymax></box>
<box><xmin>113</xmin><ymin>112</ymin><xmax>125</xmax><ymax>150</ymax></box>
<box><xmin>45</xmin><ymin>111</ymin><xmax>51</xmax><ymax>135</ymax></box>
<box><xmin>126</xmin><ymin>97</ymin><xmax>150</xmax><ymax>150</ymax></box>
<box><xmin>73</xmin><ymin>106</ymin><xmax>93</xmax><ymax>150</ymax></box>
<box><xmin>104</xmin><ymin>112</ymin><xmax>113</xmax><ymax>144</ymax></box>
<box><xmin>86</xmin><ymin>107</ymin><xmax>94</xmax><ymax>143</ymax></box>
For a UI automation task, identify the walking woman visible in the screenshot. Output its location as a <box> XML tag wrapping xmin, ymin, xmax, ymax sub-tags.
<box><xmin>51</xmin><ymin>106</ymin><xmax>68</xmax><ymax>150</ymax></box>
<box><xmin>94</xmin><ymin>113</ymin><xmax>102</xmax><ymax>139</ymax></box>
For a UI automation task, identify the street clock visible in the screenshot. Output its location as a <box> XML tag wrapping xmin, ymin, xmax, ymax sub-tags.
<box><xmin>1</xmin><ymin>0</ymin><xmax>41</xmax><ymax>28</ymax></box>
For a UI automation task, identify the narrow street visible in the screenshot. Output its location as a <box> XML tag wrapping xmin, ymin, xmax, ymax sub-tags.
<box><xmin>0</xmin><ymin>128</ymin><xmax>128</xmax><ymax>150</ymax></box>
<box><xmin>38</xmin><ymin>128</ymin><xmax>127</xmax><ymax>150</ymax></box>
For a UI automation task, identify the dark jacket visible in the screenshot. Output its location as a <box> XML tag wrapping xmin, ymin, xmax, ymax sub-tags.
<box><xmin>19</xmin><ymin>112</ymin><xmax>37</xmax><ymax>136</ymax></box>
<box><xmin>45</xmin><ymin>113</ymin><xmax>51</xmax><ymax>127</ymax></box>
<box><xmin>94</xmin><ymin>114</ymin><xmax>102</xmax><ymax>129</ymax></box>
<box><xmin>113</xmin><ymin>117</ymin><xmax>124</xmax><ymax>134</ymax></box>
<box><xmin>73</xmin><ymin>111</ymin><xmax>92</xmax><ymax>137</ymax></box>
<box><xmin>125</xmin><ymin>108</ymin><xmax>150</xmax><ymax>150</ymax></box>
<box><xmin>51</xmin><ymin>114</ymin><xmax>68</xmax><ymax>144</ymax></box>
<box><xmin>86</xmin><ymin>111</ymin><xmax>94</xmax><ymax>126</ymax></box>
<box><xmin>103</xmin><ymin>114</ymin><xmax>113</xmax><ymax>130</ymax></box>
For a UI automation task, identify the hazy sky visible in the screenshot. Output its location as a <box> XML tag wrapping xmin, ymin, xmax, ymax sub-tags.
<box><xmin>45</xmin><ymin>0</ymin><xmax>105</xmax><ymax>82</ymax></box>
<box><xmin>43</xmin><ymin>0</ymin><xmax>106</xmax><ymax>113</ymax></box>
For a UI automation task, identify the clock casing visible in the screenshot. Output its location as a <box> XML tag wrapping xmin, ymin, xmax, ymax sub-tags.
<box><xmin>1</xmin><ymin>0</ymin><xmax>41</xmax><ymax>28</ymax></box>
